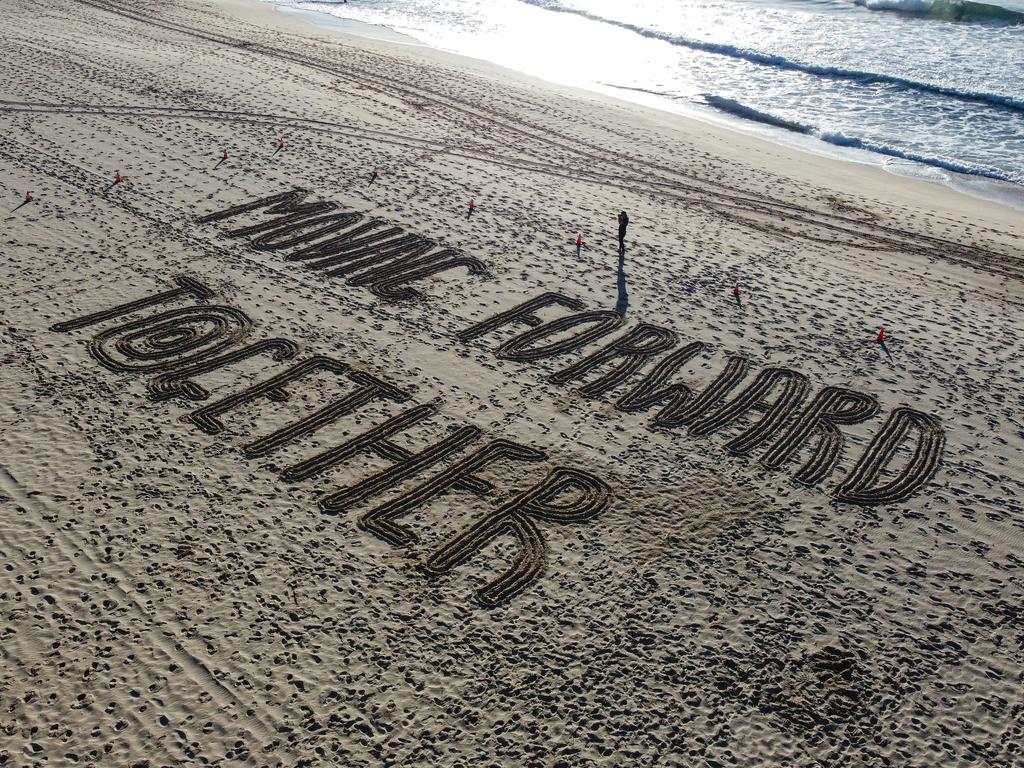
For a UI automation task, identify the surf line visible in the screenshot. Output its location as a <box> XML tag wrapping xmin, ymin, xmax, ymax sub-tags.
<box><xmin>459</xmin><ymin>293</ymin><xmax>945</xmax><ymax>506</ymax></box>
<box><xmin>49</xmin><ymin>275</ymin><xmax>611</xmax><ymax>608</ymax></box>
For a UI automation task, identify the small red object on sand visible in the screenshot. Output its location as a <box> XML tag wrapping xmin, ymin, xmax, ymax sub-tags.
<box><xmin>223</xmin><ymin>149</ymin><xmax>229</xmax><ymax>160</ymax></box>
<box><xmin>469</xmin><ymin>199</ymin><xmax>476</xmax><ymax>210</ymax></box>
<box><xmin>876</xmin><ymin>326</ymin><xmax>885</xmax><ymax>343</ymax></box>
<box><xmin>732</xmin><ymin>282</ymin><xmax>740</xmax><ymax>297</ymax></box>
<box><xmin>114</xmin><ymin>171</ymin><xmax>122</xmax><ymax>184</ymax></box>
<box><xmin>25</xmin><ymin>191</ymin><xmax>33</xmax><ymax>203</ymax></box>
<box><xmin>576</xmin><ymin>234</ymin><xmax>582</xmax><ymax>247</ymax></box>
<box><xmin>277</xmin><ymin>138</ymin><xmax>285</xmax><ymax>150</ymax></box>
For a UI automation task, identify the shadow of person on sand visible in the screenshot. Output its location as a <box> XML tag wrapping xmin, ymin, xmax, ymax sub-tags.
<box><xmin>615</xmin><ymin>248</ymin><xmax>629</xmax><ymax>317</ymax></box>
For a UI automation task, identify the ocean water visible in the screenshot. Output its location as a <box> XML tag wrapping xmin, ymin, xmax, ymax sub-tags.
<box><xmin>265</xmin><ymin>0</ymin><xmax>1024</xmax><ymax>203</ymax></box>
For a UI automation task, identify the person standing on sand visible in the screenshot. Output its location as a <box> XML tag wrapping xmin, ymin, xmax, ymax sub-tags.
<box><xmin>617</xmin><ymin>211</ymin><xmax>629</xmax><ymax>255</ymax></box>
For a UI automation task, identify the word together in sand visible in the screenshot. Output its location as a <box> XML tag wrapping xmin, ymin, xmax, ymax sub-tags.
<box><xmin>50</xmin><ymin>275</ymin><xmax>612</xmax><ymax>608</ymax></box>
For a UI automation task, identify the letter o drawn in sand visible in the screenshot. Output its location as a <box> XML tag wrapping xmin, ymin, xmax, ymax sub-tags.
<box><xmin>88</xmin><ymin>305</ymin><xmax>254</xmax><ymax>373</ymax></box>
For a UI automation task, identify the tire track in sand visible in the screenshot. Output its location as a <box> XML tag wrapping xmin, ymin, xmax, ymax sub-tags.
<box><xmin>4</xmin><ymin>98</ymin><xmax>1021</xmax><ymax>280</ymax></box>
<box><xmin>50</xmin><ymin>0</ymin><xmax>1024</xmax><ymax>277</ymax></box>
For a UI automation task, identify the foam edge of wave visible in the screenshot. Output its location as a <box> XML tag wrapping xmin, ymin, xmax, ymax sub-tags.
<box><xmin>702</xmin><ymin>94</ymin><xmax>1022</xmax><ymax>186</ymax></box>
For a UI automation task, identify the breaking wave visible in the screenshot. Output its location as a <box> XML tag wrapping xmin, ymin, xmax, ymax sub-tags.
<box><xmin>703</xmin><ymin>94</ymin><xmax>1022</xmax><ymax>184</ymax></box>
<box><xmin>850</xmin><ymin>0</ymin><xmax>1024</xmax><ymax>24</ymax></box>
<box><xmin>518</xmin><ymin>0</ymin><xmax>1024</xmax><ymax>112</ymax></box>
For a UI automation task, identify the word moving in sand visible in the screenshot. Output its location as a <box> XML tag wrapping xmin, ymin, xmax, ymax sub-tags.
<box><xmin>198</xmin><ymin>189</ymin><xmax>487</xmax><ymax>301</ymax></box>
<box><xmin>50</xmin><ymin>276</ymin><xmax>611</xmax><ymax>607</ymax></box>
<box><xmin>458</xmin><ymin>293</ymin><xmax>946</xmax><ymax>505</ymax></box>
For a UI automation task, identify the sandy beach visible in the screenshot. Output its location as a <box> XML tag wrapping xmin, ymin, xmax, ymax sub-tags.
<box><xmin>2</xmin><ymin>0</ymin><xmax>1023</xmax><ymax>765</ymax></box>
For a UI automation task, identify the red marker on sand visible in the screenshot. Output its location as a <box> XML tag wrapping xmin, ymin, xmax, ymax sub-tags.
<box><xmin>732</xmin><ymin>280</ymin><xmax>741</xmax><ymax>306</ymax></box>
<box><xmin>103</xmin><ymin>171</ymin><xmax>124</xmax><ymax>192</ymax></box>
<box><xmin>274</xmin><ymin>137</ymin><xmax>285</xmax><ymax>156</ymax></box>
<box><xmin>223</xmin><ymin>149</ymin><xmax>229</xmax><ymax>161</ymax></box>
<box><xmin>876</xmin><ymin>326</ymin><xmax>885</xmax><ymax>343</ymax></box>
<box><xmin>101</xmin><ymin>170</ymin><xmax>127</xmax><ymax>193</ymax></box>
<box><xmin>575</xmin><ymin>233</ymin><xmax>583</xmax><ymax>257</ymax></box>
<box><xmin>467</xmin><ymin>199</ymin><xmax>476</xmax><ymax>218</ymax></box>
<box><xmin>11</xmin><ymin>191</ymin><xmax>34</xmax><ymax>212</ymax></box>
<box><xmin>369</xmin><ymin>168</ymin><xmax>379</xmax><ymax>185</ymax></box>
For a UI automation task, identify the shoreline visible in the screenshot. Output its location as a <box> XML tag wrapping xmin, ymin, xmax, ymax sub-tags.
<box><xmin>263</xmin><ymin>0</ymin><xmax>1024</xmax><ymax>212</ymax></box>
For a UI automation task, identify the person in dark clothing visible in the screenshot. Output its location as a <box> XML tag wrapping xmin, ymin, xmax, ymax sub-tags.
<box><xmin>617</xmin><ymin>211</ymin><xmax>629</xmax><ymax>254</ymax></box>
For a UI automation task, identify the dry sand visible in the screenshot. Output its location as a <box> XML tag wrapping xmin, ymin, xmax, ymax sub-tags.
<box><xmin>2</xmin><ymin>0</ymin><xmax>1023</xmax><ymax>765</ymax></box>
